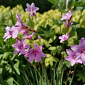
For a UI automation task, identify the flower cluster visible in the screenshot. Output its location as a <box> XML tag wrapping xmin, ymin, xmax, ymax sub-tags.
<box><xmin>3</xmin><ymin>3</ymin><xmax>46</xmax><ymax>62</ymax></box>
<box><xmin>65</xmin><ymin>38</ymin><xmax>85</xmax><ymax>66</ymax></box>
<box><xmin>59</xmin><ymin>0</ymin><xmax>73</xmax><ymax>43</ymax></box>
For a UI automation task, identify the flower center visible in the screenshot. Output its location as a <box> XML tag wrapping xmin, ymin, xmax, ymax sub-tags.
<box><xmin>31</xmin><ymin>9</ymin><xmax>33</xmax><ymax>16</ymax></box>
<box><xmin>18</xmin><ymin>45</ymin><xmax>23</xmax><ymax>49</ymax></box>
<box><xmin>9</xmin><ymin>31</ymin><xmax>13</xmax><ymax>35</ymax></box>
<box><xmin>80</xmin><ymin>48</ymin><xmax>85</xmax><ymax>53</ymax></box>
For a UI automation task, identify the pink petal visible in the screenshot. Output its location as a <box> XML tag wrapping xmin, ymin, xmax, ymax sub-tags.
<box><xmin>28</xmin><ymin>54</ymin><xmax>35</xmax><ymax>62</ymax></box>
<box><xmin>70</xmin><ymin>60</ymin><xmax>75</xmax><ymax>66</ymax></box>
<box><xmin>25</xmin><ymin>44</ymin><xmax>30</xmax><ymax>48</ymax></box>
<box><xmin>31</xmin><ymin>3</ymin><xmax>35</xmax><ymax>8</ymax></box>
<box><xmin>14</xmin><ymin>50</ymin><xmax>19</xmax><ymax>54</ymax></box>
<box><xmin>38</xmin><ymin>51</ymin><xmax>46</xmax><ymax>57</ymax></box>
<box><xmin>71</xmin><ymin>45</ymin><xmax>79</xmax><ymax>52</ymax></box>
<box><xmin>20</xmin><ymin>49</ymin><xmax>25</xmax><ymax>54</ymax></box>
<box><xmin>66</xmin><ymin>49</ymin><xmax>73</xmax><ymax>55</ymax></box>
<box><xmin>81</xmin><ymin>53</ymin><xmax>85</xmax><ymax>65</ymax></box>
<box><xmin>12</xmin><ymin>44</ymin><xmax>17</xmax><ymax>48</ymax></box>
<box><xmin>79</xmin><ymin>38</ymin><xmax>85</xmax><ymax>47</ymax></box>
<box><xmin>35</xmin><ymin>53</ymin><xmax>41</xmax><ymax>62</ymax></box>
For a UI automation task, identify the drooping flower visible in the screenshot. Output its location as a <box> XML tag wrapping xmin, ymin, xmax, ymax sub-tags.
<box><xmin>38</xmin><ymin>35</ymin><xmax>41</xmax><ymax>40</ymax></box>
<box><xmin>70</xmin><ymin>38</ymin><xmax>85</xmax><ymax>65</ymax></box>
<box><xmin>61</xmin><ymin>11</ymin><xmax>73</xmax><ymax>21</ymax></box>
<box><xmin>12</xmin><ymin>39</ymin><xmax>30</xmax><ymax>55</ymax></box>
<box><xmin>65</xmin><ymin>49</ymin><xmax>82</xmax><ymax>66</ymax></box>
<box><xmin>59</xmin><ymin>33</ymin><xmax>70</xmax><ymax>43</ymax></box>
<box><xmin>23</xmin><ymin>32</ymin><xmax>35</xmax><ymax>39</ymax></box>
<box><xmin>25</xmin><ymin>3</ymin><xmax>39</xmax><ymax>16</ymax></box>
<box><xmin>63</xmin><ymin>21</ymin><xmax>73</xmax><ymax>28</ymax></box>
<box><xmin>25</xmin><ymin>44</ymin><xmax>46</xmax><ymax>62</ymax></box>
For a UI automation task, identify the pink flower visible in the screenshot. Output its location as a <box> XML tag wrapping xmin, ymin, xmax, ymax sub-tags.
<box><xmin>63</xmin><ymin>21</ymin><xmax>73</xmax><ymax>28</ymax></box>
<box><xmin>15</xmin><ymin>13</ymin><xmax>27</xmax><ymax>32</ymax></box>
<box><xmin>61</xmin><ymin>11</ymin><xmax>73</xmax><ymax>21</ymax></box>
<box><xmin>25</xmin><ymin>3</ymin><xmax>39</xmax><ymax>16</ymax></box>
<box><xmin>38</xmin><ymin>35</ymin><xmax>41</xmax><ymax>40</ymax></box>
<box><xmin>65</xmin><ymin>49</ymin><xmax>82</xmax><ymax>66</ymax></box>
<box><xmin>23</xmin><ymin>32</ymin><xmax>35</xmax><ymax>39</ymax></box>
<box><xmin>12</xmin><ymin>39</ymin><xmax>30</xmax><ymax>55</ymax></box>
<box><xmin>25</xmin><ymin>44</ymin><xmax>46</xmax><ymax>62</ymax></box>
<box><xmin>70</xmin><ymin>38</ymin><xmax>85</xmax><ymax>65</ymax></box>
<box><xmin>59</xmin><ymin>33</ymin><xmax>70</xmax><ymax>43</ymax></box>
<box><xmin>3</xmin><ymin>26</ymin><xmax>19</xmax><ymax>41</ymax></box>
<box><xmin>3</xmin><ymin>26</ymin><xmax>14</xmax><ymax>41</ymax></box>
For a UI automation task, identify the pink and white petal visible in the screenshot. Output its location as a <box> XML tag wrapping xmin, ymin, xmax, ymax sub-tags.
<box><xmin>14</xmin><ymin>50</ymin><xmax>19</xmax><ymax>54</ymax></box>
<box><xmin>66</xmin><ymin>49</ymin><xmax>73</xmax><ymax>55</ymax></box>
<box><xmin>70</xmin><ymin>60</ymin><xmax>75</xmax><ymax>66</ymax></box>
<box><xmin>76</xmin><ymin>59</ymin><xmax>82</xmax><ymax>64</ymax></box>
<box><xmin>26</xmin><ymin>3</ymin><xmax>31</xmax><ymax>7</ymax></box>
<box><xmin>59</xmin><ymin>36</ymin><xmax>62</xmax><ymax>39</ymax></box>
<box><xmin>60</xmin><ymin>39</ymin><xmax>64</xmax><ymax>43</ymax></box>
<box><xmin>75</xmin><ymin>52</ymin><xmax>81</xmax><ymax>60</ymax></box>
<box><xmin>65</xmin><ymin>56</ymin><xmax>72</xmax><ymax>61</ymax></box>
<box><xmin>71</xmin><ymin>45</ymin><xmax>79</xmax><ymax>52</ymax></box>
<box><xmin>20</xmin><ymin>29</ymin><xmax>27</xmax><ymax>34</ymax></box>
<box><xmin>12</xmin><ymin>29</ymin><xmax>19</xmax><ymax>39</ymax></box>
<box><xmin>6</xmin><ymin>26</ymin><xmax>10</xmax><ymax>31</ymax></box>
<box><xmin>79</xmin><ymin>38</ymin><xmax>85</xmax><ymax>47</ymax></box>
<box><xmin>18</xmin><ymin>53</ymin><xmax>21</xmax><ymax>56</ymax></box>
<box><xmin>25</xmin><ymin>53</ymin><xmax>29</xmax><ymax>58</ymax></box>
<box><xmin>26</xmin><ymin>3</ymin><xmax>31</xmax><ymax>12</ymax></box>
<box><xmin>4</xmin><ymin>36</ymin><xmax>11</xmax><ymax>41</ymax></box>
<box><xmin>81</xmin><ymin>53</ymin><xmax>85</xmax><ymax>65</ymax></box>
<box><xmin>31</xmin><ymin>3</ymin><xmax>35</xmax><ymax>8</ymax></box>
<box><xmin>33</xmin><ymin>7</ymin><xmax>39</xmax><ymax>11</ymax></box>
<box><xmin>12</xmin><ymin>44</ymin><xmax>17</xmax><ymax>48</ymax></box>
<box><xmin>39</xmin><ymin>45</ymin><xmax>42</xmax><ymax>51</ymax></box>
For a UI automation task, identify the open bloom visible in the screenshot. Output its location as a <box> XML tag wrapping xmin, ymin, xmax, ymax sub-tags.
<box><xmin>25</xmin><ymin>44</ymin><xmax>46</xmax><ymax>62</ymax></box>
<box><xmin>70</xmin><ymin>38</ymin><xmax>85</xmax><ymax>65</ymax></box>
<box><xmin>3</xmin><ymin>26</ymin><xmax>19</xmax><ymax>41</ymax></box>
<box><xmin>12</xmin><ymin>39</ymin><xmax>30</xmax><ymax>55</ymax></box>
<box><xmin>61</xmin><ymin>11</ymin><xmax>73</xmax><ymax>21</ymax></box>
<box><xmin>25</xmin><ymin>3</ymin><xmax>39</xmax><ymax>16</ymax></box>
<box><xmin>65</xmin><ymin>49</ymin><xmax>82</xmax><ymax>66</ymax></box>
<box><xmin>59</xmin><ymin>33</ymin><xmax>70</xmax><ymax>43</ymax></box>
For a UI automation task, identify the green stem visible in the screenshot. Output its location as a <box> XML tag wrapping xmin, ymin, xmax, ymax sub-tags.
<box><xmin>69</xmin><ymin>65</ymin><xmax>76</xmax><ymax>85</ymax></box>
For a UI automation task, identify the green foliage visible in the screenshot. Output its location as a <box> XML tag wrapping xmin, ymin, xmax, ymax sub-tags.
<box><xmin>76</xmin><ymin>65</ymin><xmax>85</xmax><ymax>83</ymax></box>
